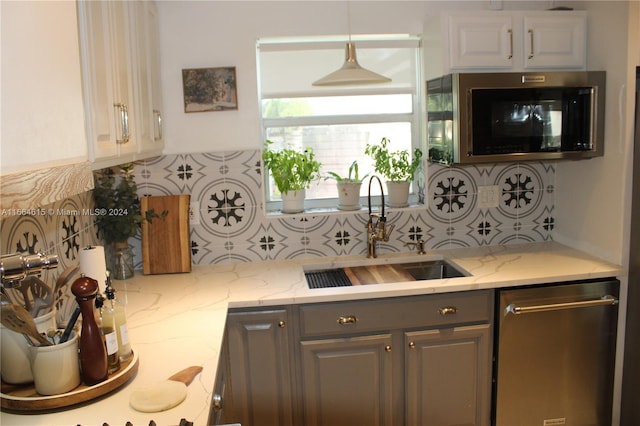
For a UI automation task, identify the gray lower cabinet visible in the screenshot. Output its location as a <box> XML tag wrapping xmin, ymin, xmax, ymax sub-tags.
<box><xmin>405</xmin><ymin>324</ymin><xmax>492</xmax><ymax>426</ymax></box>
<box><xmin>217</xmin><ymin>308</ymin><xmax>294</xmax><ymax>426</ymax></box>
<box><xmin>300</xmin><ymin>334</ymin><xmax>394</xmax><ymax>426</ymax></box>
<box><xmin>213</xmin><ymin>291</ymin><xmax>493</xmax><ymax>426</ymax></box>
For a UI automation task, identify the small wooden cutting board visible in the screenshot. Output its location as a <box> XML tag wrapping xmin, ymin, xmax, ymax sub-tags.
<box><xmin>343</xmin><ymin>264</ymin><xmax>415</xmax><ymax>285</ymax></box>
<box><xmin>141</xmin><ymin>195</ymin><xmax>191</xmax><ymax>275</ymax></box>
<box><xmin>129</xmin><ymin>366</ymin><xmax>202</xmax><ymax>413</ymax></box>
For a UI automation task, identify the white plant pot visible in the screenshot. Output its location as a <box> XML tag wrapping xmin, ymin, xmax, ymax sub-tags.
<box><xmin>281</xmin><ymin>189</ymin><xmax>305</xmax><ymax>213</ymax></box>
<box><xmin>336</xmin><ymin>181</ymin><xmax>363</xmax><ymax>211</ymax></box>
<box><xmin>386</xmin><ymin>181</ymin><xmax>410</xmax><ymax>208</ymax></box>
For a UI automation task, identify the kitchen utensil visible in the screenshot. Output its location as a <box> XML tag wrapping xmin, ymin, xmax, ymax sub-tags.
<box><xmin>16</xmin><ymin>279</ymin><xmax>33</xmax><ymax>312</ymax></box>
<box><xmin>25</xmin><ymin>276</ymin><xmax>53</xmax><ymax>317</ymax></box>
<box><xmin>59</xmin><ymin>305</ymin><xmax>80</xmax><ymax>344</ymax></box>
<box><xmin>129</xmin><ymin>366</ymin><xmax>203</xmax><ymax>413</ymax></box>
<box><xmin>53</xmin><ymin>264</ymin><xmax>81</xmax><ymax>327</ymax></box>
<box><xmin>0</xmin><ymin>303</ymin><xmax>52</xmax><ymax>346</ymax></box>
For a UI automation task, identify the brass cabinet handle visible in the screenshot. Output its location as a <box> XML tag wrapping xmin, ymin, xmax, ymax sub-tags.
<box><xmin>384</xmin><ymin>345</ymin><xmax>392</xmax><ymax>352</ymax></box>
<box><xmin>337</xmin><ymin>315</ymin><xmax>358</xmax><ymax>325</ymax></box>
<box><xmin>212</xmin><ymin>393</ymin><xmax>223</xmax><ymax>411</ymax></box>
<box><xmin>278</xmin><ymin>320</ymin><xmax>286</xmax><ymax>328</ymax></box>
<box><xmin>114</xmin><ymin>103</ymin><xmax>130</xmax><ymax>144</ymax></box>
<box><xmin>153</xmin><ymin>109</ymin><xmax>163</xmax><ymax>141</ymax></box>
<box><xmin>438</xmin><ymin>306</ymin><xmax>457</xmax><ymax>315</ymax></box>
<box><xmin>408</xmin><ymin>341</ymin><xmax>416</xmax><ymax>349</ymax></box>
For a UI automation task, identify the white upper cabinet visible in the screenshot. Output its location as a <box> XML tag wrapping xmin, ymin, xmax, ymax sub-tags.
<box><xmin>77</xmin><ymin>0</ymin><xmax>164</xmax><ymax>170</ymax></box>
<box><xmin>448</xmin><ymin>14</ymin><xmax>515</xmax><ymax>69</ymax></box>
<box><xmin>434</xmin><ymin>10</ymin><xmax>587</xmax><ymax>75</ymax></box>
<box><xmin>1</xmin><ymin>1</ymin><xmax>88</xmax><ymax>174</ymax></box>
<box><xmin>522</xmin><ymin>13</ymin><xmax>587</xmax><ymax>69</ymax></box>
<box><xmin>129</xmin><ymin>1</ymin><xmax>164</xmax><ymax>157</ymax></box>
<box><xmin>0</xmin><ymin>1</ymin><xmax>93</xmax><ymax>211</ymax></box>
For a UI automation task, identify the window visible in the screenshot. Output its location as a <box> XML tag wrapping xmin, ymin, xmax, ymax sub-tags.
<box><xmin>257</xmin><ymin>35</ymin><xmax>423</xmax><ymax>211</ymax></box>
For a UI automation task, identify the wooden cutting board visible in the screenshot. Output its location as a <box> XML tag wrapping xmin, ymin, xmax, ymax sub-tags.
<box><xmin>141</xmin><ymin>195</ymin><xmax>191</xmax><ymax>275</ymax></box>
<box><xmin>343</xmin><ymin>264</ymin><xmax>415</xmax><ymax>285</ymax></box>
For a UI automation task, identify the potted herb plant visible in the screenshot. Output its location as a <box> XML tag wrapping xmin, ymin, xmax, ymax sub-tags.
<box><xmin>93</xmin><ymin>163</ymin><xmax>166</xmax><ymax>279</ymax></box>
<box><xmin>365</xmin><ymin>137</ymin><xmax>423</xmax><ymax>207</ymax></box>
<box><xmin>262</xmin><ymin>140</ymin><xmax>322</xmax><ymax>213</ymax></box>
<box><xmin>326</xmin><ymin>160</ymin><xmax>368</xmax><ymax>211</ymax></box>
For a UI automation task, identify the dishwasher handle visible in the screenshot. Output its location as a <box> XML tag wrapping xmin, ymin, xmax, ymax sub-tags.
<box><xmin>504</xmin><ymin>295</ymin><xmax>618</xmax><ymax>316</ymax></box>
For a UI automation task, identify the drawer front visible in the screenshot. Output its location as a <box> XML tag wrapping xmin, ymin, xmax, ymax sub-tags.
<box><xmin>299</xmin><ymin>290</ymin><xmax>493</xmax><ymax>337</ymax></box>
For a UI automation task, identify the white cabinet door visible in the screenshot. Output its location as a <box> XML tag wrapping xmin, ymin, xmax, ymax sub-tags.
<box><xmin>78</xmin><ymin>1</ymin><xmax>133</xmax><ymax>165</ymax></box>
<box><xmin>78</xmin><ymin>0</ymin><xmax>164</xmax><ymax>170</ymax></box>
<box><xmin>448</xmin><ymin>14</ymin><xmax>514</xmax><ymax>69</ymax></box>
<box><xmin>523</xmin><ymin>13</ymin><xmax>587</xmax><ymax>69</ymax></box>
<box><xmin>0</xmin><ymin>1</ymin><xmax>93</xmax><ymax>211</ymax></box>
<box><xmin>445</xmin><ymin>11</ymin><xmax>587</xmax><ymax>72</ymax></box>
<box><xmin>129</xmin><ymin>1</ymin><xmax>164</xmax><ymax>157</ymax></box>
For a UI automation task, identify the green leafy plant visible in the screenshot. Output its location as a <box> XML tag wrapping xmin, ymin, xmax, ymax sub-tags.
<box><xmin>262</xmin><ymin>140</ymin><xmax>322</xmax><ymax>194</ymax></box>
<box><xmin>365</xmin><ymin>137</ymin><xmax>423</xmax><ymax>182</ymax></box>
<box><xmin>93</xmin><ymin>163</ymin><xmax>167</xmax><ymax>244</ymax></box>
<box><xmin>326</xmin><ymin>160</ymin><xmax>368</xmax><ymax>183</ymax></box>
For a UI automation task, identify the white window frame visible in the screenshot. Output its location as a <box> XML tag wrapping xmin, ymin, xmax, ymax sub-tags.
<box><xmin>257</xmin><ymin>35</ymin><xmax>425</xmax><ymax>213</ymax></box>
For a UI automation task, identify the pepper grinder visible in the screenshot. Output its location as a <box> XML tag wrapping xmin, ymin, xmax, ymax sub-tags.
<box><xmin>71</xmin><ymin>274</ymin><xmax>108</xmax><ymax>385</ymax></box>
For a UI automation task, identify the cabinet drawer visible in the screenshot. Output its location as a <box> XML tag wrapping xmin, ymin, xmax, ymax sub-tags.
<box><xmin>299</xmin><ymin>290</ymin><xmax>493</xmax><ymax>337</ymax></box>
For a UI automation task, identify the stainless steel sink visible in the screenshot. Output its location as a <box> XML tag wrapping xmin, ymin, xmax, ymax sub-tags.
<box><xmin>398</xmin><ymin>260</ymin><xmax>465</xmax><ymax>281</ymax></box>
<box><xmin>305</xmin><ymin>259</ymin><xmax>467</xmax><ymax>289</ymax></box>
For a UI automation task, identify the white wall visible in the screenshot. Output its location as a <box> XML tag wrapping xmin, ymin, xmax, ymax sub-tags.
<box><xmin>157</xmin><ymin>0</ymin><xmax>552</xmax><ymax>155</ymax></box>
<box><xmin>554</xmin><ymin>1</ymin><xmax>637</xmax><ymax>265</ymax></box>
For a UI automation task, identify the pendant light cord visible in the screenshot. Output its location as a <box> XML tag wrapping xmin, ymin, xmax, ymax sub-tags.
<box><xmin>347</xmin><ymin>1</ymin><xmax>352</xmax><ymax>43</ymax></box>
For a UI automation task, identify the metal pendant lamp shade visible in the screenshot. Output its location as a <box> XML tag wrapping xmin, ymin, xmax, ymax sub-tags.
<box><xmin>312</xmin><ymin>2</ymin><xmax>391</xmax><ymax>86</ymax></box>
<box><xmin>312</xmin><ymin>42</ymin><xmax>392</xmax><ymax>86</ymax></box>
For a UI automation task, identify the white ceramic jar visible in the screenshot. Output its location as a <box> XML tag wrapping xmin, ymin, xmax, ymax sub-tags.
<box><xmin>0</xmin><ymin>309</ymin><xmax>56</xmax><ymax>384</ymax></box>
<box><xmin>28</xmin><ymin>331</ymin><xmax>80</xmax><ymax>395</ymax></box>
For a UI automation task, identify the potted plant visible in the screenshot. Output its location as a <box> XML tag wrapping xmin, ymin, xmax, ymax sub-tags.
<box><xmin>262</xmin><ymin>140</ymin><xmax>322</xmax><ymax>213</ymax></box>
<box><xmin>93</xmin><ymin>163</ymin><xmax>166</xmax><ymax>279</ymax></box>
<box><xmin>365</xmin><ymin>137</ymin><xmax>423</xmax><ymax>207</ymax></box>
<box><xmin>326</xmin><ymin>160</ymin><xmax>368</xmax><ymax>211</ymax></box>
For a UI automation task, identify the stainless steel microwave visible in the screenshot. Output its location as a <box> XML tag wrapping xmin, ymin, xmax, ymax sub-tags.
<box><xmin>426</xmin><ymin>71</ymin><xmax>606</xmax><ymax>164</ymax></box>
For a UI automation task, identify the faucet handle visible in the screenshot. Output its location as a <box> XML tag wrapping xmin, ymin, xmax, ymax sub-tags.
<box><xmin>382</xmin><ymin>224</ymin><xmax>395</xmax><ymax>241</ymax></box>
<box><xmin>404</xmin><ymin>239</ymin><xmax>425</xmax><ymax>254</ymax></box>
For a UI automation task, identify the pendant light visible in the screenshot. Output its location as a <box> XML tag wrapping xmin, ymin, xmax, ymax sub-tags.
<box><xmin>312</xmin><ymin>3</ymin><xmax>391</xmax><ymax>86</ymax></box>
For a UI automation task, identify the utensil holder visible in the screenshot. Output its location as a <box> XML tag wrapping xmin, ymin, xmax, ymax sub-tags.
<box><xmin>28</xmin><ymin>331</ymin><xmax>80</xmax><ymax>395</ymax></box>
<box><xmin>0</xmin><ymin>309</ymin><xmax>56</xmax><ymax>384</ymax></box>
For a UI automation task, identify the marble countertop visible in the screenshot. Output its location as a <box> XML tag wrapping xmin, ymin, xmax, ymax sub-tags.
<box><xmin>0</xmin><ymin>242</ymin><xmax>623</xmax><ymax>425</ymax></box>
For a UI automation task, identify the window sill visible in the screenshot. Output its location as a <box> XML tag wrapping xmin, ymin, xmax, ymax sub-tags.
<box><xmin>264</xmin><ymin>202</ymin><xmax>426</xmax><ymax>218</ymax></box>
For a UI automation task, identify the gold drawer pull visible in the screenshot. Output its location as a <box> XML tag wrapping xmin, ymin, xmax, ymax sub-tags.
<box><xmin>438</xmin><ymin>306</ymin><xmax>457</xmax><ymax>316</ymax></box>
<box><xmin>337</xmin><ymin>315</ymin><xmax>358</xmax><ymax>325</ymax></box>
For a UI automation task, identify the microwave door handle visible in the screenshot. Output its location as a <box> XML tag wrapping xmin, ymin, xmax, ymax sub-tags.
<box><xmin>504</xmin><ymin>295</ymin><xmax>618</xmax><ymax>316</ymax></box>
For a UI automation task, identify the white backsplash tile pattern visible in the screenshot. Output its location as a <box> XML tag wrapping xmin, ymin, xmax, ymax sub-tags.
<box><xmin>0</xmin><ymin>150</ymin><xmax>555</xmax><ymax>272</ymax></box>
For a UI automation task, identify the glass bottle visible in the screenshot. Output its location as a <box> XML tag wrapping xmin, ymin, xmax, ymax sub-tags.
<box><xmin>95</xmin><ymin>293</ymin><xmax>120</xmax><ymax>374</ymax></box>
<box><xmin>104</xmin><ymin>272</ymin><xmax>133</xmax><ymax>362</ymax></box>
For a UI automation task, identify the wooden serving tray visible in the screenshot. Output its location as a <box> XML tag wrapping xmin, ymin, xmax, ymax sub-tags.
<box><xmin>0</xmin><ymin>350</ymin><xmax>139</xmax><ymax>411</ymax></box>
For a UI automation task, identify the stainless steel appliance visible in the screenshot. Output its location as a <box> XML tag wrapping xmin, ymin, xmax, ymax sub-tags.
<box><xmin>494</xmin><ymin>280</ymin><xmax>619</xmax><ymax>426</ymax></box>
<box><xmin>426</xmin><ymin>71</ymin><xmax>606</xmax><ymax>164</ymax></box>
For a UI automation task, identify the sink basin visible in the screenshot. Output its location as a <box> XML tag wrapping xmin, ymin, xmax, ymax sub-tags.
<box><xmin>305</xmin><ymin>259</ymin><xmax>467</xmax><ymax>289</ymax></box>
<box><xmin>399</xmin><ymin>260</ymin><xmax>466</xmax><ymax>281</ymax></box>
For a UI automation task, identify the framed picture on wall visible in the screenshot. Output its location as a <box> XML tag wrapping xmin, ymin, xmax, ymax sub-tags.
<box><xmin>182</xmin><ymin>66</ymin><xmax>238</xmax><ymax>113</ymax></box>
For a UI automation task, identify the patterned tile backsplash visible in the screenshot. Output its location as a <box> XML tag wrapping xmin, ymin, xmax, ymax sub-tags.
<box><xmin>0</xmin><ymin>150</ymin><xmax>554</xmax><ymax>274</ymax></box>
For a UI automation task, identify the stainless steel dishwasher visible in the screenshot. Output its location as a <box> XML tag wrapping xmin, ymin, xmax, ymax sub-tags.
<box><xmin>494</xmin><ymin>279</ymin><xmax>619</xmax><ymax>426</ymax></box>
